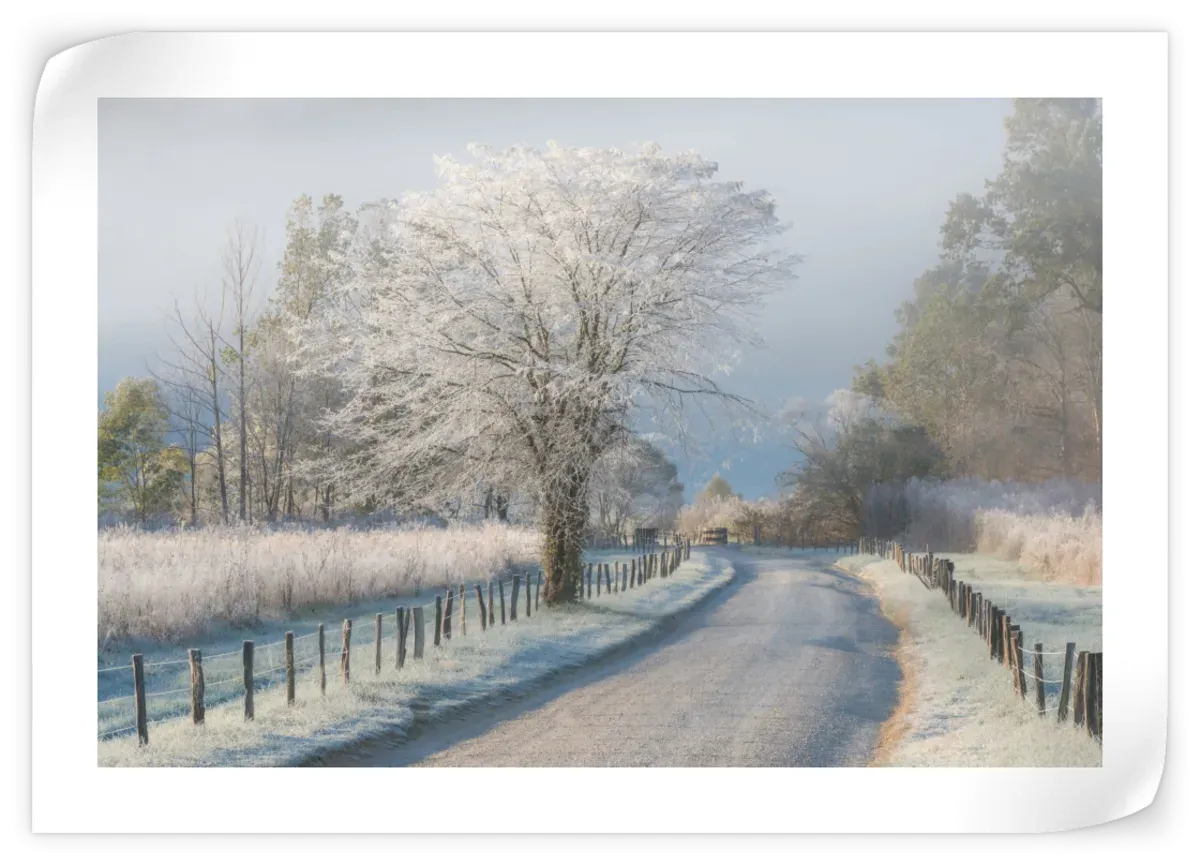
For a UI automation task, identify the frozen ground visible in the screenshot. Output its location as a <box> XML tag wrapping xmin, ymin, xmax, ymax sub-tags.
<box><xmin>98</xmin><ymin>549</ymin><xmax>731</xmax><ymax>767</ymax></box>
<box><xmin>316</xmin><ymin>547</ymin><xmax>899</xmax><ymax>767</ymax></box>
<box><xmin>836</xmin><ymin>552</ymin><xmax>1102</xmax><ymax>767</ymax></box>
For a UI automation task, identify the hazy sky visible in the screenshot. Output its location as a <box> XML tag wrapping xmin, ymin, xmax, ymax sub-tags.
<box><xmin>99</xmin><ymin>98</ymin><xmax>1010</xmax><ymax>500</ymax></box>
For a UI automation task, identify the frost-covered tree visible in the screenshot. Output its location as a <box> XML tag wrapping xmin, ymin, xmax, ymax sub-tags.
<box><xmin>590</xmin><ymin>439</ymin><xmax>684</xmax><ymax>538</ymax></box>
<box><xmin>251</xmin><ymin>194</ymin><xmax>357</xmax><ymax>522</ymax></box>
<box><xmin>295</xmin><ymin>143</ymin><xmax>797</xmax><ymax>602</ymax></box>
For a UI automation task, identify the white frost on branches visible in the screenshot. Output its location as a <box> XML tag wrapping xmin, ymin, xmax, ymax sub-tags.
<box><xmin>293</xmin><ymin>142</ymin><xmax>798</xmax><ymax>526</ymax></box>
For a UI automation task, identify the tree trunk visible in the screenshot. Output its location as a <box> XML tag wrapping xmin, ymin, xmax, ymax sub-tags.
<box><xmin>238</xmin><ymin>331</ymin><xmax>248</xmax><ymax>523</ymax></box>
<box><xmin>187</xmin><ymin>450</ymin><xmax>198</xmax><ymax>527</ymax></box>
<box><xmin>539</xmin><ymin>475</ymin><xmax>587</xmax><ymax>605</ymax></box>
<box><xmin>207</xmin><ymin>329</ymin><xmax>229</xmax><ymax>524</ymax></box>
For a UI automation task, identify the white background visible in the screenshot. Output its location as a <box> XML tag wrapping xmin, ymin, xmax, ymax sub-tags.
<box><xmin>37</xmin><ymin>28</ymin><xmax>1166</xmax><ymax>829</ymax></box>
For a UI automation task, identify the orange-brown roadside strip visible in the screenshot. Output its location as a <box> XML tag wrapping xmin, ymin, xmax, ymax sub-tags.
<box><xmin>833</xmin><ymin>561</ymin><xmax>916</xmax><ymax>767</ymax></box>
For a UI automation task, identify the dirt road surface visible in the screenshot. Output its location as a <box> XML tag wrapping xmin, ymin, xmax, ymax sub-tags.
<box><xmin>314</xmin><ymin>549</ymin><xmax>899</xmax><ymax>767</ymax></box>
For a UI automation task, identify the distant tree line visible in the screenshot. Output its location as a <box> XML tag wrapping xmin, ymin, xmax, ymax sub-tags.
<box><xmin>773</xmin><ymin>99</ymin><xmax>1101</xmax><ymax>536</ymax></box>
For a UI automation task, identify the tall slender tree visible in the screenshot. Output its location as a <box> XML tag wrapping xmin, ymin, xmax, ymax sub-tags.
<box><xmin>219</xmin><ymin>220</ymin><xmax>261</xmax><ymax>523</ymax></box>
<box><xmin>167</xmin><ymin>289</ymin><xmax>230</xmax><ymax>523</ymax></box>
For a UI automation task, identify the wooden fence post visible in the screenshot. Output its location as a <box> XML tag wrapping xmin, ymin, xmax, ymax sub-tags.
<box><xmin>510</xmin><ymin>575</ymin><xmax>521</xmax><ymax>620</ymax></box>
<box><xmin>488</xmin><ymin>582</ymin><xmax>496</xmax><ymax>625</ymax></box>
<box><xmin>285</xmin><ymin>631</ymin><xmax>295</xmax><ymax>704</ymax></box>
<box><xmin>476</xmin><ymin>585</ymin><xmax>487</xmax><ymax>631</ymax></box>
<box><xmin>340</xmin><ymin>620</ymin><xmax>351</xmax><ymax>683</ymax></box>
<box><xmin>434</xmin><ymin>597</ymin><xmax>443</xmax><ymax>646</ymax></box>
<box><xmin>536</xmin><ymin>573</ymin><xmax>542</xmax><ymax>609</ymax></box>
<box><xmin>132</xmin><ymin>653</ymin><xmax>148</xmax><ymax>745</ymax></box>
<box><xmin>413</xmin><ymin>606</ymin><xmax>425</xmax><ymax>659</ymax></box>
<box><xmin>622</xmin><ymin>562</ymin><xmax>628</xmax><ymax>591</ymax></box>
<box><xmin>605</xmin><ymin>563</ymin><xmax>612</xmax><ymax>594</ymax></box>
<box><xmin>1012</xmin><ymin>628</ymin><xmax>1026</xmax><ymax>698</ymax></box>
<box><xmin>396</xmin><ymin>607</ymin><xmax>407</xmax><ymax>669</ymax></box>
<box><xmin>1033</xmin><ymin>643</ymin><xmax>1045</xmax><ymax>715</ymax></box>
<box><xmin>188</xmin><ymin>648</ymin><xmax>204</xmax><ymax>725</ymax></box>
<box><xmin>243</xmin><ymin>640</ymin><xmax>255</xmax><ymax>720</ymax></box>
<box><xmin>499</xmin><ymin>583</ymin><xmax>507</xmax><ymax>625</ymax></box>
<box><xmin>1073</xmin><ymin>650</ymin><xmax>1088</xmax><ymax>727</ymax></box>
<box><xmin>374</xmin><ymin>613</ymin><xmax>383</xmax><ymax>675</ymax></box>
<box><xmin>443</xmin><ymin>589</ymin><xmax>454</xmax><ymax>641</ymax></box>
<box><xmin>992</xmin><ymin>609</ymin><xmax>1005</xmax><ymax>662</ymax></box>
<box><xmin>460</xmin><ymin>584</ymin><xmax>467</xmax><ymax>637</ymax></box>
<box><xmin>1057</xmin><ymin>642</ymin><xmax>1075</xmax><ymax>722</ymax></box>
<box><xmin>526</xmin><ymin>572</ymin><xmax>533</xmax><ymax>616</ymax></box>
<box><xmin>1085</xmin><ymin>652</ymin><xmax>1102</xmax><ymax>739</ymax></box>
<box><xmin>318</xmin><ymin>624</ymin><xmax>326</xmax><ymax>695</ymax></box>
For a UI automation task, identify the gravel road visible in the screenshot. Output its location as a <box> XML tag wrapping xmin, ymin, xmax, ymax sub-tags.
<box><xmin>315</xmin><ymin>550</ymin><xmax>899</xmax><ymax>767</ymax></box>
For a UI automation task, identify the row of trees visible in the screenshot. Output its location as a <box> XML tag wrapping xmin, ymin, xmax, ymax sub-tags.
<box><xmin>749</xmin><ymin>99</ymin><xmax>1102</xmax><ymax>542</ymax></box>
<box><xmin>100</xmin><ymin>192</ymin><xmax>691</xmax><ymax>535</ymax></box>
<box><xmin>853</xmin><ymin>98</ymin><xmax>1102</xmax><ymax>483</ymax></box>
<box><xmin>101</xmin><ymin>143</ymin><xmax>794</xmax><ymax>604</ymax></box>
<box><xmin>120</xmin><ymin>197</ymin><xmax>359</xmax><ymax>528</ymax></box>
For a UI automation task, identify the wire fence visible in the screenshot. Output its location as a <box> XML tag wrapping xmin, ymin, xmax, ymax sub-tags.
<box><xmin>584</xmin><ymin>531</ymin><xmax>681</xmax><ymax>553</ymax></box>
<box><xmin>857</xmin><ymin>537</ymin><xmax>1102</xmax><ymax>741</ymax></box>
<box><xmin>98</xmin><ymin>540</ymin><xmax>692</xmax><ymax>745</ymax></box>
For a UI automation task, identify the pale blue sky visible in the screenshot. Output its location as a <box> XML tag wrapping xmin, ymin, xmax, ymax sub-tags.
<box><xmin>99</xmin><ymin>98</ymin><xmax>1011</xmax><ymax>500</ymax></box>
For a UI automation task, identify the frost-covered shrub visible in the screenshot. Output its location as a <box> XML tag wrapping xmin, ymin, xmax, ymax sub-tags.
<box><xmin>863</xmin><ymin>478</ymin><xmax>1101</xmax><ymax>585</ymax></box>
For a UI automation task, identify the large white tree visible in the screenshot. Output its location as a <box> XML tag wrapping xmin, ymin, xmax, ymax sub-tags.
<box><xmin>295</xmin><ymin>142</ymin><xmax>797</xmax><ymax>602</ymax></box>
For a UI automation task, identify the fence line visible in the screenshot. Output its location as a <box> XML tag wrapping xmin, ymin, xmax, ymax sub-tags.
<box><xmin>98</xmin><ymin>540</ymin><xmax>692</xmax><ymax>745</ymax></box>
<box><xmin>856</xmin><ymin>536</ymin><xmax>1102</xmax><ymax>743</ymax></box>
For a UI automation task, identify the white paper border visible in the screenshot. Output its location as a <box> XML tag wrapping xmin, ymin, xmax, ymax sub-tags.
<box><xmin>32</xmin><ymin>32</ymin><xmax>1166</xmax><ymax>833</ymax></box>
